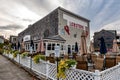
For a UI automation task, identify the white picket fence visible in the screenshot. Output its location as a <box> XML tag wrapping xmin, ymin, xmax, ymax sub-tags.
<box><xmin>3</xmin><ymin>53</ymin><xmax>120</xmax><ymax>80</ymax></box>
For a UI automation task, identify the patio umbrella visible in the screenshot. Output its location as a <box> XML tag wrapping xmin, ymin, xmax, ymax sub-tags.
<box><xmin>37</xmin><ymin>37</ymin><xmax>45</xmax><ymax>54</ymax></box>
<box><xmin>99</xmin><ymin>37</ymin><xmax>107</xmax><ymax>55</ymax></box>
<box><xmin>68</xmin><ymin>47</ymin><xmax>71</xmax><ymax>54</ymax></box>
<box><xmin>17</xmin><ymin>41</ymin><xmax>21</xmax><ymax>51</ymax></box>
<box><xmin>112</xmin><ymin>39</ymin><xmax>119</xmax><ymax>53</ymax></box>
<box><xmin>89</xmin><ymin>41</ymin><xmax>94</xmax><ymax>53</ymax></box>
<box><xmin>80</xmin><ymin>31</ymin><xmax>87</xmax><ymax>55</ymax></box>
<box><xmin>99</xmin><ymin>37</ymin><xmax>107</xmax><ymax>70</ymax></box>
<box><xmin>21</xmin><ymin>41</ymin><xmax>25</xmax><ymax>51</ymax></box>
<box><xmin>30</xmin><ymin>40</ymin><xmax>34</xmax><ymax>48</ymax></box>
<box><xmin>75</xmin><ymin>42</ymin><xmax>78</xmax><ymax>53</ymax></box>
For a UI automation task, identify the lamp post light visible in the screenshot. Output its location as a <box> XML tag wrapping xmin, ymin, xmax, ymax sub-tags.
<box><xmin>30</xmin><ymin>40</ymin><xmax>34</xmax><ymax>70</ymax></box>
<box><xmin>55</xmin><ymin>45</ymin><xmax>60</xmax><ymax>80</ymax></box>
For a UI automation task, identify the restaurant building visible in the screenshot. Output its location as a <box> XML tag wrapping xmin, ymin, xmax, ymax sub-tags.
<box><xmin>18</xmin><ymin>7</ymin><xmax>90</xmax><ymax>56</ymax></box>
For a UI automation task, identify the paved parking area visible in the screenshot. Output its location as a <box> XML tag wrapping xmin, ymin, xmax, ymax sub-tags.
<box><xmin>0</xmin><ymin>55</ymin><xmax>34</xmax><ymax>80</ymax></box>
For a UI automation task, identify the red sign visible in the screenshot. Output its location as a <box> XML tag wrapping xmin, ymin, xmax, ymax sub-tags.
<box><xmin>64</xmin><ymin>25</ymin><xmax>70</xmax><ymax>35</ymax></box>
<box><xmin>69</xmin><ymin>22</ymin><xmax>84</xmax><ymax>30</ymax></box>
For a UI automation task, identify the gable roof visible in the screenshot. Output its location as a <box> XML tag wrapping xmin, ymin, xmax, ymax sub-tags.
<box><xmin>44</xmin><ymin>35</ymin><xmax>66</xmax><ymax>41</ymax></box>
<box><xmin>58</xmin><ymin>7</ymin><xmax>90</xmax><ymax>22</ymax></box>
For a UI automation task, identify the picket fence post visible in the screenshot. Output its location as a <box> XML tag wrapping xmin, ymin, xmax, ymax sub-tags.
<box><xmin>46</xmin><ymin>61</ymin><xmax>49</xmax><ymax>79</ymax></box>
<box><xmin>94</xmin><ymin>70</ymin><xmax>101</xmax><ymax>80</ymax></box>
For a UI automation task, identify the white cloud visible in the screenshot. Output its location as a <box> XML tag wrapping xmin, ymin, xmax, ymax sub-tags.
<box><xmin>1</xmin><ymin>0</ymin><xmax>120</xmax><ymax>39</ymax></box>
<box><xmin>100</xmin><ymin>20</ymin><xmax>120</xmax><ymax>34</ymax></box>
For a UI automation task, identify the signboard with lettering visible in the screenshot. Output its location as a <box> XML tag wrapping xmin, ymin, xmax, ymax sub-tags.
<box><xmin>63</xmin><ymin>14</ymin><xmax>88</xmax><ymax>30</ymax></box>
<box><xmin>55</xmin><ymin>46</ymin><xmax>60</xmax><ymax>57</ymax></box>
<box><xmin>23</xmin><ymin>35</ymin><xmax>30</xmax><ymax>41</ymax></box>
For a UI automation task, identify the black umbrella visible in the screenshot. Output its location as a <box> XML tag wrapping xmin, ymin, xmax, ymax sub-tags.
<box><xmin>99</xmin><ymin>37</ymin><xmax>107</xmax><ymax>54</ymax></box>
<box><xmin>68</xmin><ymin>47</ymin><xmax>71</xmax><ymax>54</ymax></box>
<box><xmin>99</xmin><ymin>37</ymin><xmax>107</xmax><ymax>70</ymax></box>
<box><xmin>75</xmin><ymin>42</ymin><xmax>78</xmax><ymax>53</ymax></box>
<box><xmin>30</xmin><ymin>40</ymin><xmax>34</xmax><ymax>54</ymax></box>
<box><xmin>30</xmin><ymin>40</ymin><xmax>34</xmax><ymax>48</ymax></box>
<box><xmin>17</xmin><ymin>41</ymin><xmax>20</xmax><ymax>50</ymax></box>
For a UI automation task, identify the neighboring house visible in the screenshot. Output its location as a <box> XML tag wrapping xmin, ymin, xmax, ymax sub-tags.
<box><xmin>94</xmin><ymin>29</ymin><xmax>117</xmax><ymax>51</ymax></box>
<box><xmin>116</xmin><ymin>34</ymin><xmax>120</xmax><ymax>49</ymax></box>
<box><xmin>9</xmin><ymin>35</ymin><xmax>18</xmax><ymax>49</ymax></box>
<box><xmin>0</xmin><ymin>36</ymin><xmax>4</xmax><ymax>43</ymax></box>
<box><xmin>18</xmin><ymin>7</ymin><xmax>90</xmax><ymax>56</ymax></box>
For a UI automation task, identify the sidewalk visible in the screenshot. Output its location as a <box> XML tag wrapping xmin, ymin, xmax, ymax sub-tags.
<box><xmin>0</xmin><ymin>55</ymin><xmax>34</xmax><ymax>80</ymax></box>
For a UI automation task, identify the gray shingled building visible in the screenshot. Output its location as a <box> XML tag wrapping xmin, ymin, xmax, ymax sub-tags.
<box><xmin>94</xmin><ymin>29</ymin><xmax>117</xmax><ymax>51</ymax></box>
<box><xmin>18</xmin><ymin>7</ymin><xmax>90</xmax><ymax>56</ymax></box>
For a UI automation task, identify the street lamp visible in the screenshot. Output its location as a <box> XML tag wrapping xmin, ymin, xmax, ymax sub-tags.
<box><xmin>55</xmin><ymin>45</ymin><xmax>60</xmax><ymax>80</ymax></box>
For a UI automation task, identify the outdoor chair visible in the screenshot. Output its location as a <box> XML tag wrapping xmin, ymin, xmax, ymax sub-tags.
<box><xmin>64</xmin><ymin>54</ymin><xmax>69</xmax><ymax>59</ymax></box>
<box><xmin>46</xmin><ymin>56</ymin><xmax>55</xmax><ymax>63</ymax></box>
<box><xmin>90</xmin><ymin>54</ymin><xmax>97</xmax><ymax>69</ymax></box>
<box><xmin>105</xmin><ymin>57</ymin><xmax>116</xmax><ymax>68</ymax></box>
<box><xmin>72</xmin><ymin>53</ymin><xmax>77</xmax><ymax>59</ymax></box>
<box><xmin>76</xmin><ymin>61</ymin><xmax>88</xmax><ymax>70</ymax></box>
<box><xmin>91</xmin><ymin>54</ymin><xmax>97</xmax><ymax>63</ymax></box>
<box><xmin>94</xmin><ymin>58</ymin><xmax>104</xmax><ymax>71</ymax></box>
<box><xmin>116</xmin><ymin>56</ymin><xmax>120</xmax><ymax>64</ymax></box>
<box><xmin>75</xmin><ymin>56</ymin><xmax>84</xmax><ymax>61</ymax></box>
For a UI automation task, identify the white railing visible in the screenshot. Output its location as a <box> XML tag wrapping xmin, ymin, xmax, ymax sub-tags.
<box><xmin>64</xmin><ymin>69</ymin><xmax>95</xmax><ymax>80</ymax></box>
<box><xmin>99</xmin><ymin>63</ymin><xmax>120</xmax><ymax>80</ymax></box>
<box><xmin>2</xmin><ymin>53</ymin><xmax>120</xmax><ymax>80</ymax></box>
<box><xmin>32</xmin><ymin>59</ymin><xmax>47</xmax><ymax>76</ymax></box>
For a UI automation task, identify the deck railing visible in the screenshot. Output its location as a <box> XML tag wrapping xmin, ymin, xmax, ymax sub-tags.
<box><xmin>3</xmin><ymin>53</ymin><xmax>120</xmax><ymax>80</ymax></box>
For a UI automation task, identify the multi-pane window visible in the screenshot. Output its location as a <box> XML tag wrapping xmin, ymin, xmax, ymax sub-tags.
<box><xmin>72</xmin><ymin>45</ymin><xmax>75</xmax><ymax>51</ymax></box>
<box><xmin>52</xmin><ymin>43</ymin><xmax>55</xmax><ymax>50</ymax></box>
<box><xmin>47</xmin><ymin>43</ymin><xmax>51</xmax><ymax>50</ymax></box>
<box><xmin>61</xmin><ymin>45</ymin><xmax>63</xmax><ymax>50</ymax></box>
<box><xmin>36</xmin><ymin>44</ymin><xmax>38</xmax><ymax>50</ymax></box>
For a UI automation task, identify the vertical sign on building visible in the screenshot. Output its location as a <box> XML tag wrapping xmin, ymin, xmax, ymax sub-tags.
<box><xmin>55</xmin><ymin>45</ymin><xmax>60</xmax><ymax>57</ymax></box>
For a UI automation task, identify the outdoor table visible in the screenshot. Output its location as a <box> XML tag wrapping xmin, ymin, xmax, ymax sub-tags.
<box><xmin>105</xmin><ymin>56</ymin><xmax>116</xmax><ymax>69</ymax></box>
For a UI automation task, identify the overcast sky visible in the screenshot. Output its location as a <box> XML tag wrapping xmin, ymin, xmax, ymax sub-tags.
<box><xmin>0</xmin><ymin>0</ymin><xmax>120</xmax><ymax>38</ymax></box>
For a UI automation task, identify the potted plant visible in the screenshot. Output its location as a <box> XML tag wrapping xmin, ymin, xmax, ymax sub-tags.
<box><xmin>57</xmin><ymin>59</ymin><xmax>77</xmax><ymax>79</ymax></box>
<box><xmin>13</xmin><ymin>50</ymin><xmax>20</xmax><ymax>58</ymax></box>
<box><xmin>21</xmin><ymin>52</ymin><xmax>29</xmax><ymax>58</ymax></box>
<box><xmin>33</xmin><ymin>54</ymin><xmax>45</xmax><ymax>64</ymax></box>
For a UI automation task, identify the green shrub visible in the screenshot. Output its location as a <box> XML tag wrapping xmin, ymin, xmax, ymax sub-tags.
<box><xmin>21</xmin><ymin>52</ymin><xmax>29</xmax><ymax>58</ymax></box>
<box><xmin>0</xmin><ymin>48</ymin><xmax>4</xmax><ymax>54</ymax></box>
<box><xmin>13</xmin><ymin>50</ymin><xmax>20</xmax><ymax>58</ymax></box>
<box><xmin>33</xmin><ymin>54</ymin><xmax>45</xmax><ymax>64</ymax></box>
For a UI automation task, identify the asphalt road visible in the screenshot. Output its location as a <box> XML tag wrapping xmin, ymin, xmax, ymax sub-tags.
<box><xmin>0</xmin><ymin>55</ymin><xmax>34</xmax><ymax>80</ymax></box>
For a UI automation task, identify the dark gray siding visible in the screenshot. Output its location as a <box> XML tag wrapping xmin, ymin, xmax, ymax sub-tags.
<box><xmin>18</xmin><ymin>9</ymin><xmax>59</xmax><ymax>42</ymax></box>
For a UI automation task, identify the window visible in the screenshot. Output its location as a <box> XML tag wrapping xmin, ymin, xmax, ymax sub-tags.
<box><xmin>36</xmin><ymin>44</ymin><xmax>38</xmax><ymax>50</ymax></box>
<box><xmin>68</xmin><ymin>45</ymin><xmax>71</xmax><ymax>54</ymax></box>
<box><xmin>28</xmin><ymin>44</ymin><xmax>29</xmax><ymax>50</ymax></box>
<box><xmin>13</xmin><ymin>38</ymin><xmax>16</xmax><ymax>42</ymax></box>
<box><xmin>26</xmin><ymin>44</ymin><xmax>27</xmax><ymax>50</ymax></box>
<box><xmin>68</xmin><ymin>45</ymin><xmax>71</xmax><ymax>48</ymax></box>
<box><xmin>61</xmin><ymin>45</ymin><xmax>63</xmax><ymax>50</ymax></box>
<box><xmin>57</xmin><ymin>44</ymin><xmax>60</xmax><ymax>46</ymax></box>
<box><xmin>52</xmin><ymin>43</ymin><xmax>55</xmax><ymax>50</ymax></box>
<box><xmin>60</xmin><ymin>29</ymin><xmax>65</xmax><ymax>35</ymax></box>
<box><xmin>72</xmin><ymin>45</ymin><xmax>75</xmax><ymax>51</ymax></box>
<box><xmin>47</xmin><ymin>43</ymin><xmax>51</xmax><ymax>50</ymax></box>
<box><xmin>107</xmin><ymin>44</ymin><xmax>111</xmax><ymax>47</ymax></box>
<box><xmin>74</xmin><ymin>34</ymin><xmax>77</xmax><ymax>38</ymax></box>
<box><xmin>32</xmin><ymin>44</ymin><xmax>34</xmax><ymax>50</ymax></box>
<box><xmin>44</xmin><ymin>43</ymin><xmax>46</xmax><ymax>49</ymax></box>
<box><xmin>44</xmin><ymin>29</ymin><xmax>49</xmax><ymax>37</ymax></box>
